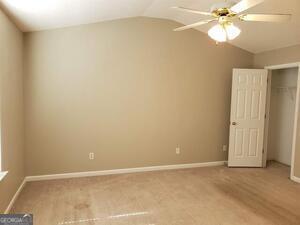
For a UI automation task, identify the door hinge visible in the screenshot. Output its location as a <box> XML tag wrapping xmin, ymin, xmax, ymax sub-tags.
<box><xmin>265</xmin><ymin>114</ymin><xmax>267</xmax><ymax>119</ymax></box>
<box><xmin>262</xmin><ymin>149</ymin><xmax>265</xmax><ymax>153</ymax></box>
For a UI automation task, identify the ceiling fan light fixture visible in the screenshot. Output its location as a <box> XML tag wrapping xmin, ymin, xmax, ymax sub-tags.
<box><xmin>225</xmin><ymin>23</ymin><xmax>241</xmax><ymax>40</ymax></box>
<box><xmin>208</xmin><ymin>24</ymin><xmax>227</xmax><ymax>42</ymax></box>
<box><xmin>173</xmin><ymin>0</ymin><xmax>291</xmax><ymax>43</ymax></box>
<box><xmin>208</xmin><ymin>23</ymin><xmax>241</xmax><ymax>42</ymax></box>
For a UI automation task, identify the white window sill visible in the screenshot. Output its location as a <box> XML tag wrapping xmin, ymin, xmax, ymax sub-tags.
<box><xmin>0</xmin><ymin>171</ymin><xmax>8</xmax><ymax>181</ymax></box>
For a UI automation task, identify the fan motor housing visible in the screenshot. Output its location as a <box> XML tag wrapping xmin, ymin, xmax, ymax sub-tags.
<box><xmin>210</xmin><ymin>1</ymin><xmax>237</xmax><ymax>17</ymax></box>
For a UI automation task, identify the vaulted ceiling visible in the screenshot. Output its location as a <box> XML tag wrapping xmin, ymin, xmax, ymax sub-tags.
<box><xmin>0</xmin><ymin>0</ymin><xmax>299</xmax><ymax>53</ymax></box>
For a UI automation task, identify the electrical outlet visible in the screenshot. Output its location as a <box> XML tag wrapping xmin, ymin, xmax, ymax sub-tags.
<box><xmin>176</xmin><ymin>147</ymin><xmax>180</xmax><ymax>155</ymax></box>
<box><xmin>89</xmin><ymin>152</ymin><xmax>94</xmax><ymax>160</ymax></box>
<box><xmin>222</xmin><ymin>145</ymin><xmax>227</xmax><ymax>152</ymax></box>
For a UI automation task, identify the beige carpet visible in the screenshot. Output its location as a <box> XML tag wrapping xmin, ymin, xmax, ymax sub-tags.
<box><xmin>12</xmin><ymin>162</ymin><xmax>300</xmax><ymax>225</ymax></box>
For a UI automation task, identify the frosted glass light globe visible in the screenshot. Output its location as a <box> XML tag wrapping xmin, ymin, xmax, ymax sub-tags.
<box><xmin>208</xmin><ymin>23</ymin><xmax>241</xmax><ymax>42</ymax></box>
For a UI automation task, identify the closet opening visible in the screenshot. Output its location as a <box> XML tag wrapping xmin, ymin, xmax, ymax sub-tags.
<box><xmin>264</xmin><ymin>63</ymin><xmax>300</xmax><ymax>179</ymax></box>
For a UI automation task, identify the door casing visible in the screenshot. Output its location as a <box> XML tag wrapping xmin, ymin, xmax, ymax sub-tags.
<box><xmin>264</xmin><ymin>62</ymin><xmax>300</xmax><ymax>182</ymax></box>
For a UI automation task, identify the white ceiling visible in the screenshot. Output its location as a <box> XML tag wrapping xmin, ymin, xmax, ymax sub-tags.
<box><xmin>0</xmin><ymin>0</ymin><xmax>299</xmax><ymax>53</ymax></box>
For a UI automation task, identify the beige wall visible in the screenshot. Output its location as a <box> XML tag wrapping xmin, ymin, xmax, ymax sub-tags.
<box><xmin>24</xmin><ymin>17</ymin><xmax>253</xmax><ymax>176</ymax></box>
<box><xmin>0</xmin><ymin>10</ymin><xmax>24</xmax><ymax>212</ymax></box>
<box><xmin>254</xmin><ymin>45</ymin><xmax>300</xmax><ymax>178</ymax></box>
<box><xmin>254</xmin><ymin>44</ymin><xmax>300</xmax><ymax>68</ymax></box>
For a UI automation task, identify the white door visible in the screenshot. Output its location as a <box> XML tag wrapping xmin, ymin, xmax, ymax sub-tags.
<box><xmin>228</xmin><ymin>69</ymin><xmax>268</xmax><ymax>167</ymax></box>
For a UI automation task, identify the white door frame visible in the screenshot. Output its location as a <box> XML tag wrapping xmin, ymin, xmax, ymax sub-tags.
<box><xmin>264</xmin><ymin>62</ymin><xmax>300</xmax><ymax>181</ymax></box>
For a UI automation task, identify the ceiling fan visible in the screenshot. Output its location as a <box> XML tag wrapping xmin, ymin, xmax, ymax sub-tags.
<box><xmin>172</xmin><ymin>0</ymin><xmax>291</xmax><ymax>42</ymax></box>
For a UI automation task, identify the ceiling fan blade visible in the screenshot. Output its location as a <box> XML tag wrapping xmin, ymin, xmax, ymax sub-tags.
<box><xmin>240</xmin><ymin>14</ymin><xmax>291</xmax><ymax>22</ymax></box>
<box><xmin>174</xmin><ymin>19</ymin><xmax>216</xmax><ymax>32</ymax></box>
<box><xmin>230</xmin><ymin>0</ymin><xmax>264</xmax><ymax>14</ymax></box>
<box><xmin>171</xmin><ymin>6</ymin><xmax>213</xmax><ymax>16</ymax></box>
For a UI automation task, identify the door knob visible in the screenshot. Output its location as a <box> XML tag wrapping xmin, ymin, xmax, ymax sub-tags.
<box><xmin>232</xmin><ymin>122</ymin><xmax>237</xmax><ymax>125</ymax></box>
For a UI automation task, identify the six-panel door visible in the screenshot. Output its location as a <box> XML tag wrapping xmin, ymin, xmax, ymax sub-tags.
<box><xmin>228</xmin><ymin>69</ymin><xmax>268</xmax><ymax>167</ymax></box>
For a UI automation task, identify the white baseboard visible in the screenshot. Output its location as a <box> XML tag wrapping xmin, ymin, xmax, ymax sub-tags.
<box><xmin>291</xmin><ymin>175</ymin><xmax>300</xmax><ymax>183</ymax></box>
<box><xmin>4</xmin><ymin>179</ymin><xmax>26</xmax><ymax>214</ymax></box>
<box><xmin>25</xmin><ymin>161</ymin><xmax>226</xmax><ymax>182</ymax></box>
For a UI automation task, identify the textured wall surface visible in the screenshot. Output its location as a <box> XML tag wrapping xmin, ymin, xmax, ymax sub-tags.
<box><xmin>24</xmin><ymin>17</ymin><xmax>253</xmax><ymax>176</ymax></box>
<box><xmin>0</xmin><ymin>10</ymin><xmax>24</xmax><ymax>213</ymax></box>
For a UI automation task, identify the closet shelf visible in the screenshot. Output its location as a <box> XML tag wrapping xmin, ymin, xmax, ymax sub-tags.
<box><xmin>272</xmin><ymin>86</ymin><xmax>297</xmax><ymax>100</ymax></box>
